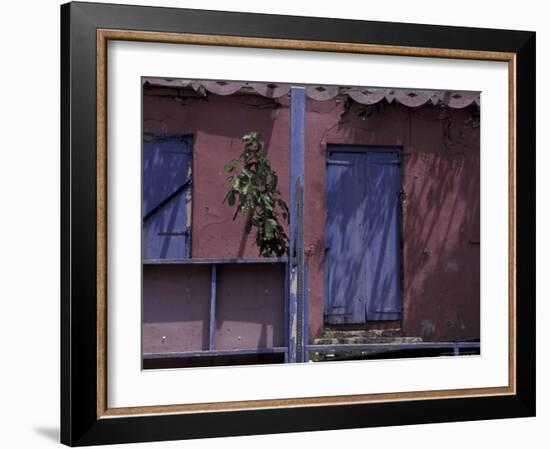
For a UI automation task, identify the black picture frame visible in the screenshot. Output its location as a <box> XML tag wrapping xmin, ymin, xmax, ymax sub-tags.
<box><xmin>61</xmin><ymin>1</ymin><xmax>535</xmax><ymax>446</ymax></box>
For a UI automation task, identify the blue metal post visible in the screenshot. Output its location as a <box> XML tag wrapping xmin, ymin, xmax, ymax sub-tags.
<box><xmin>288</xmin><ymin>87</ymin><xmax>306</xmax><ymax>363</ymax></box>
<box><xmin>283</xmin><ymin>261</ymin><xmax>290</xmax><ymax>363</ymax></box>
<box><xmin>302</xmin><ymin>262</ymin><xmax>309</xmax><ymax>362</ymax></box>
<box><xmin>209</xmin><ymin>264</ymin><xmax>217</xmax><ymax>351</ymax></box>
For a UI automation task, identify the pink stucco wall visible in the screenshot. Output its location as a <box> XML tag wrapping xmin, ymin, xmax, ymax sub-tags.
<box><xmin>143</xmin><ymin>86</ymin><xmax>480</xmax><ymax>346</ymax></box>
<box><xmin>143</xmin><ymin>263</ymin><xmax>285</xmax><ymax>353</ymax></box>
<box><xmin>143</xmin><ymin>265</ymin><xmax>211</xmax><ymax>352</ymax></box>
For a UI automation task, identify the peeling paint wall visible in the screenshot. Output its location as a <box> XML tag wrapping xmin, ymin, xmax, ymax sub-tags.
<box><xmin>143</xmin><ymin>86</ymin><xmax>480</xmax><ymax>348</ymax></box>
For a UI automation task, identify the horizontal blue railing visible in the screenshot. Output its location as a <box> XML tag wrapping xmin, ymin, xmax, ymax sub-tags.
<box><xmin>307</xmin><ymin>342</ymin><xmax>480</xmax><ymax>357</ymax></box>
<box><xmin>143</xmin><ymin>347</ymin><xmax>288</xmax><ymax>360</ymax></box>
<box><xmin>143</xmin><ymin>257</ymin><xmax>288</xmax><ymax>265</ymax></box>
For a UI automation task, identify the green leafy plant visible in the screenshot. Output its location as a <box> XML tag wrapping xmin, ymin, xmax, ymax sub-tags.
<box><xmin>223</xmin><ymin>132</ymin><xmax>289</xmax><ymax>257</ymax></box>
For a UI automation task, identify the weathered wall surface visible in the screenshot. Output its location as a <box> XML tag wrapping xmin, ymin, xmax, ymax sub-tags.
<box><xmin>305</xmin><ymin>99</ymin><xmax>480</xmax><ymax>341</ymax></box>
<box><xmin>143</xmin><ymin>264</ymin><xmax>285</xmax><ymax>353</ymax></box>
<box><xmin>143</xmin><ymin>265</ymin><xmax>211</xmax><ymax>352</ymax></box>
<box><xmin>215</xmin><ymin>264</ymin><xmax>285</xmax><ymax>350</ymax></box>
<box><xmin>143</xmin><ymin>87</ymin><xmax>291</xmax><ymax>260</ymax></box>
<box><xmin>143</xmin><ymin>86</ymin><xmax>480</xmax><ymax>346</ymax></box>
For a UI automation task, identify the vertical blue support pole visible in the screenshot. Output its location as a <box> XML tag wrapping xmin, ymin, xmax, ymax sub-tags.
<box><xmin>209</xmin><ymin>264</ymin><xmax>217</xmax><ymax>351</ymax></box>
<box><xmin>283</xmin><ymin>261</ymin><xmax>289</xmax><ymax>363</ymax></box>
<box><xmin>288</xmin><ymin>265</ymin><xmax>298</xmax><ymax>363</ymax></box>
<box><xmin>302</xmin><ymin>262</ymin><xmax>309</xmax><ymax>362</ymax></box>
<box><xmin>453</xmin><ymin>343</ymin><xmax>460</xmax><ymax>356</ymax></box>
<box><xmin>288</xmin><ymin>87</ymin><xmax>306</xmax><ymax>363</ymax></box>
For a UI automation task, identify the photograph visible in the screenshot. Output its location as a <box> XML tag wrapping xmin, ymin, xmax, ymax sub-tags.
<box><xmin>141</xmin><ymin>77</ymin><xmax>481</xmax><ymax>369</ymax></box>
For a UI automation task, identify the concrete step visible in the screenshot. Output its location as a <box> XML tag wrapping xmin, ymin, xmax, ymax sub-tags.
<box><xmin>312</xmin><ymin>336</ymin><xmax>422</xmax><ymax>345</ymax></box>
<box><xmin>320</xmin><ymin>328</ymin><xmax>403</xmax><ymax>338</ymax></box>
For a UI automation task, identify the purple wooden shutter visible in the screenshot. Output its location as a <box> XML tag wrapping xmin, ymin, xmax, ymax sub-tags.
<box><xmin>364</xmin><ymin>151</ymin><xmax>402</xmax><ymax>320</ymax></box>
<box><xmin>143</xmin><ymin>136</ymin><xmax>192</xmax><ymax>260</ymax></box>
<box><xmin>324</xmin><ymin>147</ymin><xmax>402</xmax><ymax>324</ymax></box>
<box><xmin>324</xmin><ymin>152</ymin><xmax>368</xmax><ymax>324</ymax></box>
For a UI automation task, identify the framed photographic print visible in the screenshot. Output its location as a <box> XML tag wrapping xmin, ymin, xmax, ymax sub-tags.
<box><xmin>60</xmin><ymin>1</ymin><xmax>535</xmax><ymax>446</ymax></box>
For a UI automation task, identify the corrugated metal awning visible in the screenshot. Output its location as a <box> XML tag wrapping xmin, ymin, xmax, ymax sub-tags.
<box><xmin>143</xmin><ymin>78</ymin><xmax>480</xmax><ymax>109</ymax></box>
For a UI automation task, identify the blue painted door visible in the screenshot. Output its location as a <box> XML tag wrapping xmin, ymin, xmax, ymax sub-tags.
<box><xmin>324</xmin><ymin>147</ymin><xmax>402</xmax><ymax>324</ymax></box>
<box><xmin>143</xmin><ymin>136</ymin><xmax>192</xmax><ymax>259</ymax></box>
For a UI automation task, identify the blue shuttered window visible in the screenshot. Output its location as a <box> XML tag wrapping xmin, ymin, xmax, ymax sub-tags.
<box><xmin>143</xmin><ymin>135</ymin><xmax>193</xmax><ymax>260</ymax></box>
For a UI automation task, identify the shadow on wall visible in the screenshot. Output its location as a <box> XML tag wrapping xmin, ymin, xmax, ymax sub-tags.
<box><xmin>323</xmin><ymin>103</ymin><xmax>480</xmax><ymax>341</ymax></box>
<box><xmin>403</xmin><ymin>140</ymin><xmax>480</xmax><ymax>341</ymax></box>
